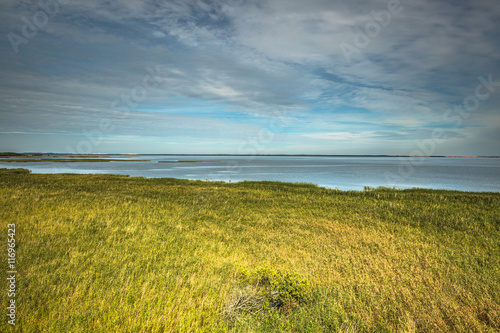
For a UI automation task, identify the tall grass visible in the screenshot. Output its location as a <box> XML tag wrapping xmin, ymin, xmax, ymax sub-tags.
<box><xmin>0</xmin><ymin>169</ymin><xmax>498</xmax><ymax>332</ymax></box>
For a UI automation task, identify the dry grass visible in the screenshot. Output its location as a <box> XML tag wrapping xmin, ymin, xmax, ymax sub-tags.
<box><xmin>224</xmin><ymin>287</ymin><xmax>265</xmax><ymax>321</ymax></box>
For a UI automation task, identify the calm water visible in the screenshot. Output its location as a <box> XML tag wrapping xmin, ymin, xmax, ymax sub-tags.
<box><xmin>1</xmin><ymin>155</ymin><xmax>499</xmax><ymax>192</ymax></box>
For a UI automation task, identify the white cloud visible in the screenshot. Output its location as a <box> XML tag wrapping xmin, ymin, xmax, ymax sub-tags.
<box><xmin>0</xmin><ymin>0</ymin><xmax>499</xmax><ymax>154</ymax></box>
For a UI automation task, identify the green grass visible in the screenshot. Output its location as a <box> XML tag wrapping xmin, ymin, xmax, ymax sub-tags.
<box><xmin>0</xmin><ymin>168</ymin><xmax>499</xmax><ymax>332</ymax></box>
<box><xmin>0</xmin><ymin>159</ymin><xmax>150</xmax><ymax>163</ymax></box>
<box><xmin>0</xmin><ymin>153</ymin><xmax>118</xmax><ymax>158</ymax></box>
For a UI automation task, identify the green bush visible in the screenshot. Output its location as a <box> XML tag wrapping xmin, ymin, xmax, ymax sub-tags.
<box><xmin>226</xmin><ymin>265</ymin><xmax>311</xmax><ymax>321</ymax></box>
<box><xmin>255</xmin><ymin>266</ymin><xmax>311</xmax><ymax>309</ymax></box>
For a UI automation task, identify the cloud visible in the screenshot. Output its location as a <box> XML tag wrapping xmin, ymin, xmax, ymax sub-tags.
<box><xmin>0</xmin><ymin>0</ymin><xmax>499</xmax><ymax>154</ymax></box>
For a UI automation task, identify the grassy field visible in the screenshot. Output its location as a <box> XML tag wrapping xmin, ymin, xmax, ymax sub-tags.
<box><xmin>0</xmin><ymin>168</ymin><xmax>499</xmax><ymax>332</ymax></box>
<box><xmin>0</xmin><ymin>159</ymin><xmax>150</xmax><ymax>163</ymax></box>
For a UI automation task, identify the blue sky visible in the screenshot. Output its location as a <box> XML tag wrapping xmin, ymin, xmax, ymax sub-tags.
<box><xmin>0</xmin><ymin>0</ymin><xmax>499</xmax><ymax>155</ymax></box>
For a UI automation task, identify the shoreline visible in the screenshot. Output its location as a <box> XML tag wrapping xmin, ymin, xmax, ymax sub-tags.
<box><xmin>2</xmin><ymin>167</ymin><xmax>499</xmax><ymax>194</ymax></box>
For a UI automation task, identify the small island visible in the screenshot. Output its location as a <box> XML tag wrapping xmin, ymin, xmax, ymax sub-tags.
<box><xmin>158</xmin><ymin>160</ymin><xmax>221</xmax><ymax>163</ymax></box>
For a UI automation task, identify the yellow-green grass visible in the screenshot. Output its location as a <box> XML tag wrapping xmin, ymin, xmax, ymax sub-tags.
<box><xmin>0</xmin><ymin>159</ymin><xmax>150</xmax><ymax>163</ymax></box>
<box><xmin>0</xmin><ymin>153</ymin><xmax>117</xmax><ymax>158</ymax></box>
<box><xmin>0</xmin><ymin>168</ymin><xmax>499</xmax><ymax>332</ymax></box>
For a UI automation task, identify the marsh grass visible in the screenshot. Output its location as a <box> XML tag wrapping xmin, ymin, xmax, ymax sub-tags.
<box><xmin>0</xmin><ymin>159</ymin><xmax>150</xmax><ymax>163</ymax></box>
<box><xmin>0</xmin><ymin>169</ymin><xmax>499</xmax><ymax>332</ymax></box>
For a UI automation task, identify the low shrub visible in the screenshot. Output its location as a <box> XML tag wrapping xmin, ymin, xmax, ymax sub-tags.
<box><xmin>225</xmin><ymin>265</ymin><xmax>311</xmax><ymax>322</ymax></box>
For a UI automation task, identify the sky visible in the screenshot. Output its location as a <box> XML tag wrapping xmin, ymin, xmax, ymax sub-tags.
<box><xmin>0</xmin><ymin>0</ymin><xmax>499</xmax><ymax>155</ymax></box>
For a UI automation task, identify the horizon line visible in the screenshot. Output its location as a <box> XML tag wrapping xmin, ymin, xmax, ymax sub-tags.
<box><xmin>1</xmin><ymin>152</ymin><xmax>499</xmax><ymax>158</ymax></box>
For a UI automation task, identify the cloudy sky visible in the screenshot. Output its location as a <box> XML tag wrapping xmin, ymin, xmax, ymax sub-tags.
<box><xmin>1</xmin><ymin>0</ymin><xmax>499</xmax><ymax>155</ymax></box>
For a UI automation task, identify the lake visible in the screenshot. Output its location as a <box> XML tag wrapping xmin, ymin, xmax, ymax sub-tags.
<box><xmin>1</xmin><ymin>155</ymin><xmax>499</xmax><ymax>192</ymax></box>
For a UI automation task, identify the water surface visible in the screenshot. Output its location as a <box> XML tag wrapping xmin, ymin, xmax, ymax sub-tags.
<box><xmin>1</xmin><ymin>155</ymin><xmax>499</xmax><ymax>192</ymax></box>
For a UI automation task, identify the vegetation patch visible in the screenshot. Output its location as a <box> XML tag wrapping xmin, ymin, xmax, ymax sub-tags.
<box><xmin>0</xmin><ymin>158</ymin><xmax>150</xmax><ymax>162</ymax></box>
<box><xmin>225</xmin><ymin>266</ymin><xmax>311</xmax><ymax>322</ymax></box>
